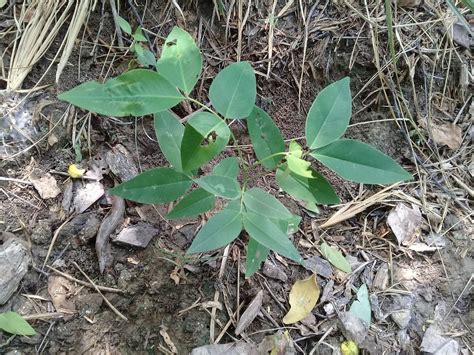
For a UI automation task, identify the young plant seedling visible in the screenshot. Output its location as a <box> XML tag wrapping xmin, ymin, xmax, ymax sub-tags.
<box><xmin>116</xmin><ymin>15</ymin><xmax>155</xmax><ymax>68</ymax></box>
<box><xmin>59</xmin><ymin>27</ymin><xmax>412</xmax><ymax>277</ymax></box>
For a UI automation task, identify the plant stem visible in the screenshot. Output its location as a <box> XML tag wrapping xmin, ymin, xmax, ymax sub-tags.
<box><xmin>186</xmin><ymin>96</ymin><xmax>220</xmax><ymax>118</ymax></box>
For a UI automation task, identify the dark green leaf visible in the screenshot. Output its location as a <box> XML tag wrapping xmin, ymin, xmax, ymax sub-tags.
<box><xmin>243</xmin><ymin>187</ymin><xmax>292</xmax><ymax>220</ymax></box>
<box><xmin>320</xmin><ymin>242</ymin><xmax>351</xmax><ymax>273</ymax></box>
<box><xmin>349</xmin><ymin>284</ymin><xmax>371</xmax><ymax>325</ymax></box>
<box><xmin>110</xmin><ymin>167</ymin><xmax>191</xmax><ymax>204</ymax></box>
<box><xmin>195</xmin><ymin>175</ymin><xmax>241</xmax><ymax>199</ymax></box>
<box><xmin>116</xmin><ymin>15</ymin><xmax>131</xmax><ymax>35</ymax></box>
<box><xmin>276</xmin><ymin>166</ymin><xmax>340</xmax><ymax>205</ymax></box>
<box><xmin>167</xmin><ymin>188</ymin><xmax>215</xmax><ymax>220</ymax></box>
<box><xmin>181</xmin><ymin>113</ymin><xmax>231</xmax><ymax>171</ymax></box>
<box><xmin>310</xmin><ymin>139</ymin><xmax>413</xmax><ymax>184</ymax></box>
<box><xmin>58</xmin><ymin>69</ymin><xmax>184</xmax><ymax>117</ymax></box>
<box><xmin>247</xmin><ymin>106</ymin><xmax>285</xmax><ymax>169</ymax></box>
<box><xmin>243</xmin><ymin>212</ymin><xmax>302</xmax><ymax>263</ymax></box>
<box><xmin>245</xmin><ymin>239</ymin><xmax>269</xmax><ymax>278</ymax></box>
<box><xmin>305</xmin><ymin>77</ymin><xmax>351</xmax><ymax>149</ymax></box>
<box><xmin>156</xmin><ymin>27</ymin><xmax>202</xmax><ymax>94</ymax></box>
<box><xmin>0</xmin><ymin>312</ymin><xmax>36</xmax><ymax>336</ymax></box>
<box><xmin>154</xmin><ymin>111</ymin><xmax>184</xmax><ymax>170</ymax></box>
<box><xmin>187</xmin><ymin>204</ymin><xmax>242</xmax><ymax>253</ymax></box>
<box><xmin>212</xmin><ymin>157</ymin><xmax>239</xmax><ymax>178</ymax></box>
<box><xmin>209</xmin><ymin>62</ymin><xmax>256</xmax><ymax>119</ymax></box>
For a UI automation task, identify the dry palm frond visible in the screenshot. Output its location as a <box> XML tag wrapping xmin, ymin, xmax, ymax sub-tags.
<box><xmin>7</xmin><ymin>0</ymin><xmax>74</xmax><ymax>90</ymax></box>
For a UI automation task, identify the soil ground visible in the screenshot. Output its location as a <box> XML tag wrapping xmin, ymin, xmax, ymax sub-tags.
<box><xmin>0</xmin><ymin>1</ymin><xmax>472</xmax><ymax>354</ymax></box>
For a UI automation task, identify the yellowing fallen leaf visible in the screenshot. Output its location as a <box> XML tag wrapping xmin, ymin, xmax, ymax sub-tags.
<box><xmin>283</xmin><ymin>274</ymin><xmax>320</xmax><ymax>324</ymax></box>
<box><xmin>68</xmin><ymin>164</ymin><xmax>86</xmax><ymax>178</ymax></box>
<box><xmin>341</xmin><ymin>340</ymin><xmax>359</xmax><ymax>355</ymax></box>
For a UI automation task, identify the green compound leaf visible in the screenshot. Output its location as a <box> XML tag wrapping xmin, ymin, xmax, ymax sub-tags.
<box><xmin>187</xmin><ymin>203</ymin><xmax>243</xmax><ymax>253</ymax></box>
<box><xmin>310</xmin><ymin>139</ymin><xmax>413</xmax><ymax>184</ymax></box>
<box><xmin>156</xmin><ymin>27</ymin><xmax>202</xmax><ymax>95</ymax></box>
<box><xmin>243</xmin><ymin>212</ymin><xmax>302</xmax><ymax>263</ymax></box>
<box><xmin>276</xmin><ymin>165</ymin><xmax>340</xmax><ymax>205</ymax></box>
<box><xmin>110</xmin><ymin>167</ymin><xmax>191</xmax><ymax>204</ymax></box>
<box><xmin>320</xmin><ymin>242</ymin><xmax>351</xmax><ymax>273</ymax></box>
<box><xmin>58</xmin><ymin>69</ymin><xmax>184</xmax><ymax>117</ymax></box>
<box><xmin>305</xmin><ymin>77</ymin><xmax>352</xmax><ymax>149</ymax></box>
<box><xmin>245</xmin><ymin>239</ymin><xmax>270</xmax><ymax>278</ymax></box>
<box><xmin>167</xmin><ymin>188</ymin><xmax>215</xmax><ymax>220</ymax></box>
<box><xmin>349</xmin><ymin>284</ymin><xmax>371</xmax><ymax>325</ymax></box>
<box><xmin>180</xmin><ymin>113</ymin><xmax>231</xmax><ymax>172</ymax></box>
<box><xmin>243</xmin><ymin>187</ymin><xmax>293</xmax><ymax>220</ymax></box>
<box><xmin>154</xmin><ymin>110</ymin><xmax>184</xmax><ymax>171</ymax></box>
<box><xmin>209</xmin><ymin>61</ymin><xmax>256</xmax><ymax>119</ymax></box>
<box><xmin>247</xmin><ymin>106</ymin><xmax>285</xmax><ymax>169</ymax></box>
<box><xmin>0</xmin><ymin>311</ymin><xmax>36</xmax><ymax>336</ymax></box>
<box><xmin>212</xmin><ymin>157</ymin><xmax>239</xmax><ymax>178</ymax></box>
<box><xmin>195</xmin><ymin>175</ymin><xmax>241</xmax><ymax>200</ymax></box>
<box><xmin>116</xmin><ymin>15</ymin><xmax>131</xmax><ymax>35</ymax></box>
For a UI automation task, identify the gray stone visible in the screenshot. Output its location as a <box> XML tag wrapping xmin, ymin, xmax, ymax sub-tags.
<box><xmin>59</xmin><ymin>212</ymin><xmax>100</xmax><ymax>245</ymax></box>
<box><xmin>421</xmin><ymin>325</ymin><xmax>460</xmax><ymax>354</ymax></box>
<box><xmin>0</xmin><ymin>238</ymin><xmax>30</xmax><ymax>304</ymax></box>
<box><xmin>338</xmin><ymin>311</ymin><xmax>369</xmax><ymax>345</ymax></box>
<box><xmin>303</xmin><ymin>256</ymin><xmax>333</xmax><ymax>278</ymax></box>
<box><xmin>31</xmin><ymin>219</ymin><xmax>52</xmax><ymax>245</ymax></box>
<box><xmin>112</xmin><ymin>222</ymin><xmax>159</xmax><ymax>248</ymax></box>
<box><xmin>76</xmin><ymin>293</ymin><xmax>103</xmax><ymax>316</ymax></box>
<box><xmin>391</xmin><ymin>309</ymin><xmax>412</xmax><ymax>329</ymax></box>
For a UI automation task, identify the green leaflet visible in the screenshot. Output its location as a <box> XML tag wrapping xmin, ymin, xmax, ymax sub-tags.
<box><xmin>320</xmin><ymin>242</ymin><xmax>351</xmax><ymax>273</ymax></box>
<box><xmin>212</xmin><ymin>157</ymin><xmax>240</xmax><ymax>178</ymax></box>
<box><xmin>305</xmin><ymin>77</ymin><xmax>351</xmax><ymax>149</ymax></box>
<box><xmin>116</xmin><ymin>15</ymin><xmax>131</xmax><ymax>35</ymax></box>
<box><xmin>156</xmin><ymin>27</ymin><xmax>202</xmax><ymax>94</ymax></box>
<box><xmin>247</xmin><ymin>106</ymin><xmax>285</xmax><ymax>169</ymax></box>
<box><xmin>0</xmin><ymin>312</ymin><xmax>36</xmax><ymax>336</ymax></box>
<box><xmin>110</xmin><ymin>167</ymin><xmax>191</xmax><ymax>204</ymax></box>
<box><xmin>243</xmin><ymin>187</ymin><xmax>293</xmax><ymax>220</ymax></box>
<box><xmin>349</xmin><ymin>284</ymin><xmax>371</xmax><ymax>325</ymax></box>
<box><xmin>154</xmin><ymin>110</ymin><xmax>184</xmax><ymax>171</ymax></box>
<box><xmin>209</xmin><ymin>62</ymin><xmax>256</xmax><ymax>119</ymax></box>
<box><xmin>167</xmin><ymin>188</ymin><xmax>215</xmax><ymax>220</ymax></box>
<box><xmin>58</xmin><ymin>69</ymin><xmax>184</xmax><ymax>117</ymax></box>
<box><xmin>243</xmin><ymin>212</ymin><xmax>302</xmax><ymax>263</ymax></box>
<box><xmin>311</xmin><ymin>139</ymin><xmax>413</xmax><ymax>184</ymax></box>
<box><xmin>245</xmin><ymin>239</ymin><xmax>270</xmax><ymax>278</ymax></box>
<box><xmin>187</xmin><ymin>202</ymin><xmax>243</xmax><ymax>253</ymax></box>
<box><xmin>195</xmin><ymin>175</ymin><xmax>241</xmax><ymax>200</ymax></box>
<box><xmin>276</xmin><ymin>166</ymin><xmax>340</xmax><ymax>205</ymax></box>
<box><xmin>180</xmin><ymin>112</ymin><xmax>231</xmax><ymax>172</ymax></box>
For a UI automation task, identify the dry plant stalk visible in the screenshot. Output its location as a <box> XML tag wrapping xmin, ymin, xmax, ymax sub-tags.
<box><xmin>7</xmin><ymin>0</ymin><xmax>73</xmax><ymax>90</ymax></box>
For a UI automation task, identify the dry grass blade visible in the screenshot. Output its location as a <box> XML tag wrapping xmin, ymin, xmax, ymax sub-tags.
<box><xmin>7</xmin><ymin>0</ymin><xmax>74</xmax><ymax>90</ymax></box>
<box><xmin>56</xmin><ymin>0</ymin><xmax>97</xmax><ymax>82</ymax></box>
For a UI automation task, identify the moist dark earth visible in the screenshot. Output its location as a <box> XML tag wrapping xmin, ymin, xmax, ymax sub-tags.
<box><xmin>0</xmin><ymin>1</ymin><xmax>472</xmax><ymax>354</ymax></box>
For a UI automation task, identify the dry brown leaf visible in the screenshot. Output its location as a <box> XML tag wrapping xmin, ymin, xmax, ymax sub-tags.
<box><xmin>47</xmin><ymin>275</ymin><xmax>76</xmax><ymax>320</ymax></box>
<box><xmin>235</xmin><ymin>290</ymin><xmax>263</xmax><ymax>335</ymax></box>
<box><xmin>430</xmin><ymin>122</ymin><xmax>463</xmax><ymax>150</ymax></box>
<box><xmin>30</xmin><ymin>169</ymin><xmax>60</xmax><ymax>199</ymax></box>
<box><xmin>387</xmin><ymin>203</ymin><xmax>423</xmax><ymax>246</ymax></box>
<box><xmin>283</xmin><ymin>274</ymin><xmax>320</xmax><ymax>324</ymax></box>
<box><xmin>160</xmin><ymin>326</ymin><xmax>178</xmax><ymax>354</ymax></box>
